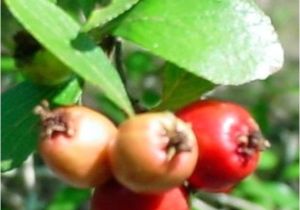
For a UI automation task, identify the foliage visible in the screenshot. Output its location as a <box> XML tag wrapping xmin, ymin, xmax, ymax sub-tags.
<box><xmin>1</xmin><ymin>0</ymin><xmax>298</xmax><ymax>209</ymax></box>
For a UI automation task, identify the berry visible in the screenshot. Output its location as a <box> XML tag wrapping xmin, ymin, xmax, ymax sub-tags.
<box><xmin>109</xmin><ymin>112</ymin><xmax>198</xmax><ymax>193</ymax></box>
<box><xmin>35</xmin><ymin>101</ymin><xmax>117</xmax><ymax>188</ymax></box>
<box><xmin>91</xmin><ymin>180</ymin><xmax>189</xmax><ymax>210</ymax></box>
<box><xmin>177</xmin><ymin>100</ymin><xmax>270</xmax><ymax>192</ymax></box>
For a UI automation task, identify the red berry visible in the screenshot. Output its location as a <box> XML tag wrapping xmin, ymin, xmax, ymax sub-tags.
<box><xmin>176</xmin><ymin>100</ymin><xmax>270</xmax><ymax>192</ymax></box>
<box><xmin>91</xmin><ymin>180</ymin><xmax>189</xmax><ymax>210</ymax></box>
<box><xmin>109</xmin><ymin>112</ymin><xmax>198</xmax><ymax>193</ymax></box>
<box><xmin>35</xmin><ymin>101</ymin><xmax>117</xmax><ymax>188</ymax></box>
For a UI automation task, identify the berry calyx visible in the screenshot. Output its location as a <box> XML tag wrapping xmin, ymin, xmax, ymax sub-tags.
<box><xmin>34</xmin><ymin>101</ymin><xmax>73</xmax><ymax>138</ymax></box>
<box><xmin>236</xmin><ymin>131</ymin><xmax>270</xmax><ymax>158</ymax></box>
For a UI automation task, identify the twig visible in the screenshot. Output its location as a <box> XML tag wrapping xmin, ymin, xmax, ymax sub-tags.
<box><xmin>196</xmin><ymin>191</ymin><xmax>266</xmax><ymax>210</ymax></box>
<box><xmin>114</xmin><ymin>39</ymin><xmax>146</xmax><ymax>113</ymax></box>
<box><xmin>214</xmin><ymin>193</ymin><xmax>266</xmax><ymax>210</ymax></box>
<box><xmin>191</xmin><ymin>197</ymin><xmax>218</xmax><ymax>210</ymax></box>
<box><xmin>114</xmin><ymin>38</ymin><xmax>127</xmax><ymax>86</ymax></box>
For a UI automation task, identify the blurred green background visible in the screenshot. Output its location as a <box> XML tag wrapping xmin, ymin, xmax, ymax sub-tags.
<box><xmin>1</xmin><ymin>0</ymin><xmax>299</xmax><ymax>209</ymax></box>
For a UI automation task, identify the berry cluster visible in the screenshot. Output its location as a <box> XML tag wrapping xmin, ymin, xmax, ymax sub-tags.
<box><xmin>35</xmin><ymin>99</ymin><xmax>269</xmax><ymax>210</ymax></box>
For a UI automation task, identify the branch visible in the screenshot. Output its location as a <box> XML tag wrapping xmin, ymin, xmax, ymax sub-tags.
<box><xmin>190</xmin><ymin>197</ymin><xmax>218</xmax><ymax>210</ymax></box>
<box><xmin>114</xmin><ymin>38</ymin><xmax>127</xmax><ymax>86</ymax></box>
<box><xmin>214</xmin><ymin>193</ymin><xmax>266</xmax><ymax>210</ymax></box>
<box><xmin>114</xmin><ymin>39</ymin><xmax>147</xmax><ymax>113</ymax></box>
<box><xmin>196</xmin><ymin>191</ymin><xmax>266</xmax><ymax>210</ymax></box>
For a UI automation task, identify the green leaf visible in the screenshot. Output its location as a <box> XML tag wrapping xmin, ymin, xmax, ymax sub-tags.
<box><xmin>258</xmin><ymin>150</ymin><xmax>278</xmax><ymax>170</ymax></box>
<box><xmin>46</xmin><ymin>187</ymin><xmax>90</xmax><ymax>210</ymax></box>
<box><xmin>1</xmin><ymin>56</ymin><xmax>17</xmax><ymax>72</ymax></box>
<box><xmin>234</xmin><ymin>175</ymin><xmax>299</xmax><ymax>209</ymax></box>
<box><xmin>93</xmin><ymin>92</ymin><xmax>127</xmax><ymax>124</ymax></box>
<box><xmin>55</xmin><ymin>0</ymin><xmax>82</xmax><ymax>23</ymax></box>
<box><xmin>233</xmin><ymin>176</ymin><xmax>273</xmax><ymax>208</ymax></box>
<box><xmin>264</xmin><ymin>182</ymin><xmax>299</xmax><ymax>209</ymax></box>
<box><xmin>77</xmin><ymin>0</ymin><xmax>97</xmax><ymax>17</ymax></box>
<box><xmin>52</xmin><ymin>78</ymin><xmax>83</xmax><ymax>106</ymax></box>
<box><xmin>5</xmin><ymin>0</ymin><xmax>134</xmax><ymax>116</ymax></box>
<box><xmin>156</xmin><ymin>63</ymin><xmax>214</xmax><ymax>111</ymax></box>
<box><xmin>125</xmin><ymin>51</ymin><xmax>157</xmax><ymax>77</ymax></box>
<box><xmin>141</xmin><ymin>89</ymin><xmax>161</xmax><ymax>109</ymax></box>
<box><xmin>1</xmin><ymin>82</ymin><xmax>52</xmax><ymax>172</ymax></box>
<box><xmin>113</xmin><ymin>0</ymin><xmax>284</xmax><ymax>85</ymax></box>
<box><xmin>283</xmin><ymin>162</ymin><xmax>299</xmax><ymax>180</ymax></box>
<box><xmin>82</xmin><ymin>0</ymin><xmax>140</xmax><ymax>31</ymax></box>
<box><xmin>1</xmin><ymin>80</ymin><xmax>82</xmax><ymax>172</ymax></box>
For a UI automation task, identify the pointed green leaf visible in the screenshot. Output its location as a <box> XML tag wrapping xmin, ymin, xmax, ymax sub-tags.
<box><xmin>5</xmin><ymin>0</ymin><xmax>133</xmax><ymax>115</ymax></box>
<box><xmin>83</xmin><ymin>0</ymin><xmax>140</xmax><ymax>31</ymax></box>
<box><xmin>156</xmin><ymin>63</ymin><xmax>215</xmax><ymax>111</ymax></box>
<box><xmin>114</xmin><ymin>0</ymin><xmax>284</xmax><ymax>85</ymax></box>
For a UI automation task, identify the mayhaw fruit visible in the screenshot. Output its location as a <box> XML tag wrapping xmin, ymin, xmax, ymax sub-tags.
<box><xmin>91</xmin><ymin>180</ymin><xmax>189</xmax><ymax>210</ymax></box>
<box><xmin>176</xmin><ymin>100</ymin><xmax>270</xmax><ymax>192</ymax></box>
<box><xmin>35</xmin><ymin>101</ymin><xmax>117</xmax><ymax>188</ymax></box>
<box><xmin>109</xmin><ymin>112</ymin><xmax>198</xmax><ymax>193</ymax></box>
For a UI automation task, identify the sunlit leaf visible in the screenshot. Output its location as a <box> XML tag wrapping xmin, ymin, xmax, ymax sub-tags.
<box><xmin>83</xmin><ymin>0</ymin><xmax>140</xmax><ymax>31</ymax></box>
<box><xmin>114</xmin><ymin>0</ymin><xmax>284</xmax><ymax>85</ymax></box>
